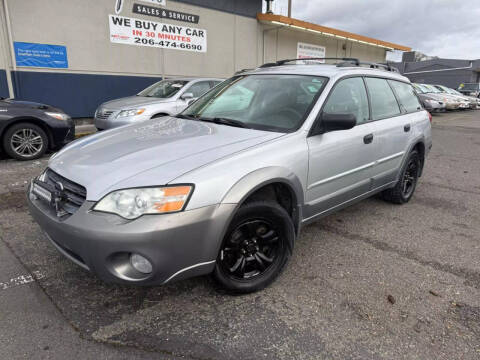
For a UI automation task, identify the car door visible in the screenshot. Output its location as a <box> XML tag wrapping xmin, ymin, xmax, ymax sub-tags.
<box><xmin>176</xmin><ymin>81</ymin><xmax>212</xmax><ymax>112</ymax></box>
<box><xmin>305</xmin><ymin>76</ymin><xmax>378</xmax><ymax>220</ymax></box>
<box><xmin>366</xmin><ymin>78</ymin><xmax>420</xmax><ymax>188</ymax></box>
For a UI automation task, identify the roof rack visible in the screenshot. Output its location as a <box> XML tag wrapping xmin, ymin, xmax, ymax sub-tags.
<box><xmin>355</xmin><ymin>61</ymin><xmax>399</xmax><ymax>73</ymax></box>
<box><xmin>259</xmin><ymin>57</ymin><xmax>360</xmax><ymax>67</ymax></box>
<box><xmin>259</xmin><ymin>57</ymin><xmax>399</xmax><ymax>73</ymax></box>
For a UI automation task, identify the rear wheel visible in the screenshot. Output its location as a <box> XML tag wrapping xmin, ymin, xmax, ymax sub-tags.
<box><xmin>382</xmin><ymin>150</ymin><xmax>420</xmax><ymax>204</ymax></box>
<box><xmin>213</xmin><ymin>201</ymin><xmax>294</xmax><ymax>293</ymax></box>
<box><xmin>3</xmin><ymin>122</ymin><xmax>48</xmax><ymax>160</ymax></box>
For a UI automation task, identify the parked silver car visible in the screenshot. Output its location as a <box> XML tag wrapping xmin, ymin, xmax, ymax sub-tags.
<box><xmin>28</xmin><ymin>59</ymin><xmax>432</xmax><ymax>293</ymax></box>
<box><xmin>412</xmin><ymin>83</ymin><xmax>446</xmax><ymax>112</ymax></box>
<box><xmin>421</xmin><ymin>84</ymin><xmax>462</xmax><ymax>110</ymax></box>
<box><xmin>94</xmin><ymin>77</ymin><xmax>223</xmax><ymax>130</ymax></box>
<box><xmin>434</xmin><ymin>85</ymin><xmax>480</xmax><ymax>109</ymax></box>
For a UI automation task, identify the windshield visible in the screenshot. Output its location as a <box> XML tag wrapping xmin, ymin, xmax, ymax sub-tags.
<box><xmin>434</xmin><ymin>85</ymin><xmax>447</xmax><ymax>93</ymax></box>
<box><xmin>450</xmin><ymin>89</ymin><xmax>464</xmax><ymax>96</ymax></box>
<box><xmin>413</xmin><ymin>84</ymin><xmax>425</xmax><ymax>93</ymax></box>
<box><xmin>423</xmin><ymin>84</ymin><xmax>441</xmax><ymax>93</ymax></box>
<box><xmin>459</xmin><ymin>83</ymin><xmax>479</xmax><ymax>91</ymax></box>
<box><xmin>181</xmin><ymin>74</ymin><xmax>328</xmax><ymax>132</ymax></box>
<box><xmin>138</xmin><ymin>79</ymin><xmax>189</xmax><ymax>98</ymax></box>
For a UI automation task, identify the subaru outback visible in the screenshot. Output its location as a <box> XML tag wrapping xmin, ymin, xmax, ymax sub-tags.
<box><xmin>27</xmin><ymin>58</ymin><xmax>432</xmax><ymax>293</ymax></box>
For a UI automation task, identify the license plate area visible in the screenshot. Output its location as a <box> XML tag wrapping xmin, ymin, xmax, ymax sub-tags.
<box><xmin>32</xmin><ymin>180</ymin><xmax>54</xmax><ymax>204</ymax></box>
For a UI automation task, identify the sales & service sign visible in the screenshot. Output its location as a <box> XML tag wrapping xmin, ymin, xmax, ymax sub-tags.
<box><xmin>133</xmin><ymin>3</ymin><xmax>199</xmax><ymax>24</ymax></box>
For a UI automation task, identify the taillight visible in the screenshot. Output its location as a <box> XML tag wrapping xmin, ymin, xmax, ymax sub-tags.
<box><xmin>428</xmin><ymin>112</ymin><xmax>432</xmax><ymax>123</ymax></box>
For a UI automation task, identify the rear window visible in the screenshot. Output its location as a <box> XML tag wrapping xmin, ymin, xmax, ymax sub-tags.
<box><xmin>388</xmin><ymin>80</ymin><xmax>422</xmax><ymax>113</ymax></box>
<box><xmin>365</xmin><ymin>78</ymin><xmax>401</xmax><ymax>120</ymax></box>
<box><xmin>460</xmin><ymin>83</ymin><xmax>479</xmax><ymax>91</ymax></box>
<box><xmin>137</xmin><ymin>80</ymin><xmax>188</xmax><ymax>98</ymax></box>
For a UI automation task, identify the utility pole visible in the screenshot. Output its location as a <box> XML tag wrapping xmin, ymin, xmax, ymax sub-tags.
<box><xmin>288</xmin><ymin>0</ymin><xmax>292</xmax><ymax>17</ymax></box>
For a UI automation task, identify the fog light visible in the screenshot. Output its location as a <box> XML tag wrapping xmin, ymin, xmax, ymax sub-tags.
<box><xmin>130</xmin><ymin>254</ymin><xmax>152</xmax><ymax>274</ymax></box>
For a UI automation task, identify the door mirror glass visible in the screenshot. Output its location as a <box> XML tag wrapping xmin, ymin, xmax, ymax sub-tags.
<box><xmin>312</xmin><ymin>112</ymin><xmax>356</xmax><ymax>134</ymax></box>
<box><xmin>181</xmin><ymin>92</ymin><xmax>194</xmax><ymax>100</ymax></box>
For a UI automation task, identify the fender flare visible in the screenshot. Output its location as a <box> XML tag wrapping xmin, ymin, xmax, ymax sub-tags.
<box><xmin>220</xmin><ymin>166</ymin><xmax>305</xmax><ymax>235</ymax></box>
<box><xmin>397</xmin><ymin>136</ymin><xmax>426</xmax><ymax>181</ymax></box>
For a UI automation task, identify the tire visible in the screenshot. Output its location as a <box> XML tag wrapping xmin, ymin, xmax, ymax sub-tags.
<box><xmin>2</xmin><ymin>122</ymin><xmax>48</xmax><ymax>161</ymax></box>
<box><xmin>382</xmin><ymin>150</ymin><xmax>421</xmax><ymax>204</ymax></box>
<box><xmin>213</xmin><ymin>201</ymin><xmax>295</xmax><ymax>294</ymax></box>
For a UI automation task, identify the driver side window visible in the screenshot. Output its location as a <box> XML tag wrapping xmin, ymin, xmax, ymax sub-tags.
<box><xmin>323</xmin><ymin>77</ymin><xmax>369</xmax><ymax>124</ymax></box>
<box><xmin>187</xmin><ymin>81</ymin><xmax>212</xmax><ymax>98</ymax></box>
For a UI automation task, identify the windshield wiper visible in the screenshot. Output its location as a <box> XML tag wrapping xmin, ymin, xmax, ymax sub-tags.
<box><xmin>197</xmin><ymin>117</ymin><xmax>250</xmax><ymax>128</ymax></box>
<box><xmin>176</xmin><ymin>114</ymin><xmax>198</xmax><ymax>120</ymax></box>
<box><xmin>176</xmin><ymin>115</ymin><xmax>250</xmax><ymax>128</ymax></box>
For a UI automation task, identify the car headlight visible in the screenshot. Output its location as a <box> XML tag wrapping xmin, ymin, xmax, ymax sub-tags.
<box><xmin>116</xmin><ymin>108</ymin><xmax>145</xmax><ymax>118</ymax></box>
<box><xmin>93</xmin><ymin>185</ymin><xmax>193</xmax><ymax>219</ymax></box>
<box><xmin>45</xmin><ymin>111</ymin><xmax>70</xmax><ymax>120</ymax></box>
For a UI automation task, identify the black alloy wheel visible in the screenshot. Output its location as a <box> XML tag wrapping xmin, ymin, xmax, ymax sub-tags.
<box><xmin>402</xmin><ymin>157</ymin><xmax>419</xmax><ymax>198</ymax></box>
<box><xmin>219</xmin><ymin>219</ymin><xmax>280</xmax><ymax>280</ymax></box>
<box><xmin>214</xmin><ymin>201</ymin><xmax>294</xmax><ymax>293</ymax></box>
<box><xmin>382</xmin><ymin>149</ymin><xmax>421</xmax><ymax>204</ymax></box>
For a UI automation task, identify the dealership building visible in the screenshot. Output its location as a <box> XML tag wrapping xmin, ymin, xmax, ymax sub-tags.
<box><xmin>391</xmin><ymin>52</ymin><xmax>480</xmax><ymax>89</ymax></box>
<box><xmin>0</xmin><ymin>0</ymin><xmax>410</xmax><ymax>117</ymax></box>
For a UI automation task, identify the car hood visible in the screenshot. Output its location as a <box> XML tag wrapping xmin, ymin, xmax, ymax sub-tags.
<box><xmin>419</xmin><ymin>94</ymin><xmax>441</xmax><ymax>101</ymax></box>
<box><xmin>1</xmin><ymin>99</ymin><xmax>52</xmax><ymax>110</ymax></box>
<box><xmin>424</xmin><ymin>93</ymin><xmax>451</xmax><ymax>102</ymax></box>
<box><xmin>100</xmin><ymin>96</ymin><xmax>175</xmax><ymax>110</ymax></box>
<box><xmin>49</xmin><ymin>117</ymin><xmax>284</xmax><ymax>200</ymax></box>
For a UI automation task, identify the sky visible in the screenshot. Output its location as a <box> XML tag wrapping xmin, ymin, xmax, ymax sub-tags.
<box><xmin>264</xmin><ymin>0</ymin><xmax>480</xmax><ymax>61</ymax></box>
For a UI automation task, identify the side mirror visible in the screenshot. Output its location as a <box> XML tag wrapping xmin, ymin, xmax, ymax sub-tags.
<box><xmin>312</xmin><ymin>112</ymin><xmax>356</xmax><ymax>135</ymax></box>
<box><xmin>181</xmin><ymin>92</ymin><xmax>194</xmax><ymax>100</ymax></box>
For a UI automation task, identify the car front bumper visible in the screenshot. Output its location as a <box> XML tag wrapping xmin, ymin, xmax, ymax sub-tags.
<box><xmin>445</xmin><ymin>102</ymin><xmax>460</xmax><ymax>110</ymax></box>
<box><xmin>27</xmin><ymin>185</ymin><xmax>235</xmax><ymax>285</ymax></box>
<box><xmin>424</xmin><ymin>101</ymin><xmax>445</xmax><ymax>112</ymax></box>
<box><xmin>94</xmin><ymin>113</ymin><xmax>150</xmax><ymax>130</ymax></box>
<box><xmin>49</xmin><ymin>118</ymin><xmax>75</xmax><ymax>149</ymax></box>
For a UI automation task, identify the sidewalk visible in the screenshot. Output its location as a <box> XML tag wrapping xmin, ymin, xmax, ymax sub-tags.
<box><xmin>74</xmin><ymin>118</ymin><xmax>96</xmax><ymax>138</ymax></box>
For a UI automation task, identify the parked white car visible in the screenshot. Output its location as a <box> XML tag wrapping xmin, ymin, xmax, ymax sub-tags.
<box><xmin>94</xmin><ymin>78</ymin><xmax>223</xmax><ymax>130</ymax></box>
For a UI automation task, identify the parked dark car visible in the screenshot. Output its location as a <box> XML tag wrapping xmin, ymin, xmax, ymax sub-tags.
<box><xmin>458</xmin><ymin>83</ymin><xmax>480</xmax><ymax>97</ymax></box>
<box><xmin>0</xmin><ymin>98</ymin><xmax>74</xmax><ymax>160</ymax></box>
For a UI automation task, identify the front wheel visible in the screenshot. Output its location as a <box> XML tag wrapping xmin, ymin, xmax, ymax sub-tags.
<box><xmin>3</xmin><ymin>122</ymin><xmax>48</xmax><ymax>161</ymax></box>
<box><xmin>382</xmin><ymin>150</ymin><xmax>421</xmax><ymax>204</ymax></box>
<box><xmin>213</xmin><ymin>201</ymin><xmax>295</xmax><ymax>293</ymax></box>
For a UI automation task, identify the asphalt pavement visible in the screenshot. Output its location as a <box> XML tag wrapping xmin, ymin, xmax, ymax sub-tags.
<box><xmin>1</xmin><ymin>111</ymin><xmax>479</xmax><ymax>359</ymax></box>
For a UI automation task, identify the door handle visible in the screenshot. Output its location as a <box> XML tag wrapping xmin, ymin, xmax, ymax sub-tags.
<box><xmin>363</xmin><ymin>133</ymin><xmax>374</xmax><ymax>144</ymax></box>
<box><xmin>404</xmin><ymin>124</ymin><xmax>411</xmax><ymax>132</ymax></box>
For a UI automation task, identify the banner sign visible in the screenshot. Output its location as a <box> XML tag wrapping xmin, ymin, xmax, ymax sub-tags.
<box><xmin>139</xmin><ymin>0</ymin><xmax>166</xmax><ymax>6</ymax></box>
<box><xmin>109</xmin><ymin>15</ymin><xmax>207</xmax><ymax>52</ymax></box>
<box><xmin>14</xmin><ymin>42</ymin><xmax>68</xmax><ymax>68</ymax></box>
<box><xmin>296</xmin><ymin>42</ymin><xmax>326</xmax><ymax>63</ymax></box>
<box><xmin>133</xmin><ymin>3</ymin><xmax>199</xmax><ymax>24</ymax></box>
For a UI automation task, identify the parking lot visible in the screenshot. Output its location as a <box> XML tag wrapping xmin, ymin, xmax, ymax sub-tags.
<box><xmin>1</xmin><ymin>111</ymin><xmax>479</xmax><ymax>359</ymax></box>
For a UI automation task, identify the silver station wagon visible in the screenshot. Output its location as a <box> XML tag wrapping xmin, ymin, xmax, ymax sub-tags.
<box><xmin>28</xmin><ymin>58</ymin><xmax>432</xmax><ymax>293</ymax></box>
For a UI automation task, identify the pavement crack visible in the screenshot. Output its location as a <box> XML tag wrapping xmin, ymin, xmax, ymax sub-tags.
<box><xmin>321</xmin><ymin>224</ymin><xmax>480</xmax><ymax>290</ymax></box>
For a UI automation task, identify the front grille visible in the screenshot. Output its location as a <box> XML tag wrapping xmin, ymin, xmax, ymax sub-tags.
<box><xmin>96</xmin><ymin>110</ymin><xmax>114</xmax><ymax>120</ymax></box>
<box><xmin>44</xmin><ymin>169</ymin><xmax>87</xmax><ymax>215</ymax></box>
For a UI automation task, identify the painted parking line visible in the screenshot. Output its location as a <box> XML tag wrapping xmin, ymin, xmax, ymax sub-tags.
<box><xmin>0</xmin><ymin>271</ymin><xmax>45</xmax><ymax>291</ymax></box>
